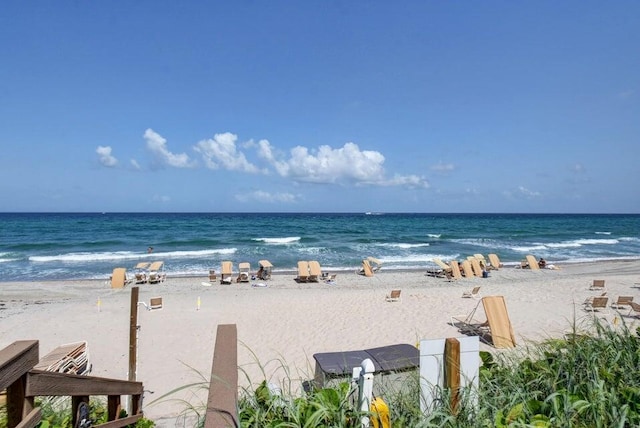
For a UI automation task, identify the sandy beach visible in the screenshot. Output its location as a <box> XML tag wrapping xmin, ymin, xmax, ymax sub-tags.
<box><xmin>2</xmin><ymin>260</ymin><xmax>640</xmax><ymax>425</ymax></box>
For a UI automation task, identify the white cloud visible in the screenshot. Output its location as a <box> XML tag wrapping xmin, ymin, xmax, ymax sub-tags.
<box><xmin>235</xmin><ymin>190</ymin><xmax>298</xmax><ymax>203</ymax></box>
<box><xmin>572</xmin><ymin>163</ymin><xmax>585</xmax><ymax>173</ymax></box>
<box><xmin>130</xmin><ymin>159</ymin><xmax>141</xmax><ymax>170</ymax></box>
<box><xmin>194</xmin><ymin>132</ymin><xmax>263</xmax><ymax>173</ymax></box>
<box><xmin>144</xmin><ymin>128</ymin><xmax>195</xmax><ymax>168</ymax></box>
<box><xmin>96</xmin><ymin>146</ymin><xmax>117</xmax><ymax>167</ymax></box>
<box><xmin>430</xmin><ymin>161</ymin><xmax>454</xmax><ymax>173</ymax></box>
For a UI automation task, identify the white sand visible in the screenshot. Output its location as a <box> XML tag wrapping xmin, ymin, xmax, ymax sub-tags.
<box><xmin>2</xmin><ymin>260</ymin><xmax>640</xmax><ymax>424</ymax></box>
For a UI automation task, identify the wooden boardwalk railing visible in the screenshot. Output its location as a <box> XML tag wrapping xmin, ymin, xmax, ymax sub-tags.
<box><xmin>1</xmin><ymin>340</ymin><xmax>144</xmax><ymax>428</ymax></box>
<box><xmin>205</xmin><ymin>324</ymin><xmax>238</xmax><ymax>428</ymax></box>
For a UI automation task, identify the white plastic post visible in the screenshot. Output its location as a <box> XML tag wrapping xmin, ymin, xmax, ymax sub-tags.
<box><xmin>358</xmin><ymin>358</ymin><xmax>375</xmax><ymax>428</ymax></box>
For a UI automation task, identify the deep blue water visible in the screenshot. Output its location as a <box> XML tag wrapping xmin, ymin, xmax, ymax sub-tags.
<box><xmin>0</xmin><ymin>213</ymin><xmax>638</xmax><ymax>281</ymax></box>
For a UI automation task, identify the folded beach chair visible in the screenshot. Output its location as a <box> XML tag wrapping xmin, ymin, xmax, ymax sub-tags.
<box><xmin>487</xmin><ymin>253</ymin><xmax>503</xmax><ymax>270</ymax></box>
<box><xmin>110</xmin><ymin>267</ymin><xmax>130</xmax><ymax>289</ymax></box>
<box><xmin>385</xmin><ymin>289</ymin><xmax>401</xmax><ymax>302</ymax></box>
<box><xmin>35</xmin><ymin>341</ymin><xmax>91</xmax><ymax>375</ymax></box>
<box><xmin>147</xmin><ymin>261</ymin><xmax>166</xmax><ymax>283</ymax></box>
<box><xmin>258</xmin><ymin>260</ymin><xmax>273</xmax><ymax>280</ymax></box>
<box><xmin>296</xmin><ymin>260</ymin><xmax>310</xmax><ymax>282</ymax></box>
<box><xmin>220</xmin><ymin>261</ymin><xmax>234</xmax><ymax>284</ymax></box>
<box><xmin>427</xmin><ymin>258</ymin><xmax>453</xmax><ymax>278</ymax></box>
<box><xmin>308</xmin><ymin>260</ymin><xmax>321</xmax><ymax>282</ymax></box>
<box><xmin>462</xmin><ymin>286</ymin><xmax>481</xmax><ymax>299</ymax></box>
<box><xmin>589</xmin><ymin>279</ymin><xmax>606</xmax><ymax>291</ymax></box>
<box><xmin>452</xmin><ymin>296</ymin><xmax>516</xmax><ymax>348</ymax></box>
<box><xmin>238</xmin><ymin>262</ymin><xmax>251</xmax><ymax>282</ymax></box>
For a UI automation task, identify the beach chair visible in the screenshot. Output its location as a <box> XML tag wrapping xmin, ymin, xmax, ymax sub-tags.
<box><xmin>583</xmin><ymin>296</ymin><xmax>609</xmax><ymax>314</ymax></box>
<box><xmin>462</xmin><ymin>286</ymin><xmax>481</xmax><ymax>299</ymax></box>
<box><xmin>110</xmin><ymin>267</ymin><xmax>130</xmax><ymax>289</ymax></box>
<box><xmin>460</xmin><ymin>260</ymin><xmax>475</xmax><ymax>278</ymax></box>
<box><xmin>470</xmin><ymin>258</ymin><xmax>484</xmax><ymax>277</ymax></box>
<box><xmin>626</xmin><ymin>302</ymin><xmax>640</xmax><ymax>319</ymax></box>
<box><xmin>308</xmin><ymin>260</ymin><xmax>321</xmax><ymax>282</ymax></box>
<box><xmin>524</xmin><ymin>255</ymin><xmax>540</xmax><ymax>270</ymax></box>
<box><xmin>452</xmin><ymin>296</ymin><xmax>516</xmax><ymax>348</ymax></box>
<box><xmin>358</xmin><ymin>259</ymin><xmax>375</xmax><ymax>277</ymax></box>
<box><xmin>487</xmin><ymin>253</ymin><xmax>503</xmax><ymax>270</ymax></box>
<box><xmin>296</xmin><ymin>261</ymin><xmax>310</xmax><ymax>282</ymax></box>
<box><xmin>133</xmin><ymin>262</ymin><xmax>150</xmax><ymax>284</ymax></box>
<box><xmin>258</xmin><ymin>260</ymin><xmax>273</xmax><ymax>280</ymax></box>
<box><xmin>428</xmin><ymin>258</ymin><xmax>453</xmax><ymax>278</ymax></box>
<box><xmin>611</xmin><ymin>296</ymin><xmax>633</xmax><ymax>310</ymax></box>
<box><xmin>148</xmin><ymin>261</ymin><xmax>166</xmax><ymax>283</ymax></box>
<box><xmin>445</xmin><ymin>260</ymin><xmax>460</xmax><ymax>280</ymax></box>
<box><xmin>34</xmin><ymin>341</ymin><xmax>91</xmax><ymax>375</ymax></box>
<box><xmin>583</xmin><ymin>292</ymin><xmax>607</xmax><ymax>307</ymax></box>
<box><xmin>220</xmin><ymin>261</ymin><xmax>234</xmax><ymax>284</ymax></box>
<box><xmin>238</xmin><ymin>262</ymin><xmax>251</xmax><ymax>282</ymax></box>
<box><xmin>589</xmin><ymin>279</ymin><xmax>606</xmax><ymax>291</ymax></box>
<box><xmin>385</xmin><ymin>289</ymin><xmax>402</xmax><ymax>302</ymax></box>
<box><xmin>208</xmin><ymin>269</ymin><xmax>217</xmax><ymax>282</ymax></box>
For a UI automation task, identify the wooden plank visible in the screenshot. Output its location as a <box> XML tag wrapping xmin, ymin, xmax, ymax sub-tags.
<box><xmin>14</xmin><ymin>407</ymin><xmax>41</xmax><ymax>428</ymax></box>
<box><xmin>26</xmin><ymin>370</ymin><xmax>143</xmax><ymax>396</ymax></box>
<box><xmin>444</xmin><ymin>337</ymin><xmax>460</xmax><ymax>414</ymax></box>
<box><xmin>0</xmin><ymin>341</ymin><xmax>39</xmax><ymax>390</ymax></box>
<box><xmin>205</xmin><ymin>324</ymin><xmax>238</xmax><ymax>428</ymax></box>
<box><xmin>94</xmin><ymin>414</ymin><xmax>142</xmax><ymax>428</ymax></box>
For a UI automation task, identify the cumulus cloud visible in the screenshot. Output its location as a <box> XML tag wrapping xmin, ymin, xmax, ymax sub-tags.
<box><xmin>96</xmin><ymin>146</ymin><xmax>117</xmax><ymax>167</ymax></box>
<box><xmin>256</xmin><ymin>141</ymin><xmax>428</xmax><ymax>188</ymax></box>
<box><xmin>144</xmin><ymin>128</ymin><xmax>195</xmax><ymax>168</ymax></box>
<box><xmin>235</xmin><ymin>190</ymin><xmax>298</xmax><ymax>203</ymax></box>
<box><xmin>194</xmin><ymin>132</ymin><xmax>263</xmax><ymax>173</ymax></box>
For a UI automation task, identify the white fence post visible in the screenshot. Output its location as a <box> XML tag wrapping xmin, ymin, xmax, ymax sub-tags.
<box><xmin>419</xmin><ymin>336</ymin><xmax>479</xmax><ymax>414</ymax></box>
<box><xmin>357</xmin><ymin>358</ymin><xmax>375</xmax><ymax>428</ymax></box>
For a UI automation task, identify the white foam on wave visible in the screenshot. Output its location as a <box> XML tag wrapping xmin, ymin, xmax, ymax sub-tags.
<box><xmin>595</xmin><ymin>231</ymin><xmax>611</xmax><ymax>235</ymax></box>
<box><xmin>379</xmin><ymin>253</ymin><xmax>459</xmax><ymax>263</ymax></box>
<box><xmin>254</xmin><ymin>237</ymin><xmax>301</xmax><ymax>244</ymax></box>
<box><xmin>378</xmin><ymin>243</ymin><xmax>430</xmax><ymax>249</ymax></box>
<box><xmin>29</xmin><ymin>248</ymin><xmax>237</xmax><ymax>263</ymax></box>
<box><xmin>427</xmin><ymin>234</ymin><xmax>441</xmax><ymax>239</ymax></box>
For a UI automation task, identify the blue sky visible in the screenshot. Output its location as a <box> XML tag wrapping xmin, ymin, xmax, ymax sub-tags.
<box><xmin>1</xmin><ymin>1</ymin><xmax>638</xmax><ymax>213</ymax></box>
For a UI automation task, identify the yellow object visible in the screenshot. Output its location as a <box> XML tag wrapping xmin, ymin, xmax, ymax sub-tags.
<box><xmin>197</xmin><ymin>296</ymin><xmax>201</xmax><ymax>310</ymax></box>
<box><xmin>370</xmin><ymin>396</ymin><xmax>390</xmax><ymax>428</ymax></box>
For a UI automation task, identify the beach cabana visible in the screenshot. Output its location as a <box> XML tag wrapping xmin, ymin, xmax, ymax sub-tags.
<box><xmin>258</xmin><ymin>260</ymin><xmax>273</xmax><ymax>280</ymax></box>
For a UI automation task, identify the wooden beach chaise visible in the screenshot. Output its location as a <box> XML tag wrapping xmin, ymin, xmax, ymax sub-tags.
<box><xmin>488</xmin><ymin>253</ymin><xmax>503</xmax><ymax>270</ymax></box>
<box><xmin>460</xmin><ymin>260</ymin><xmax>475</xmax><ymax>278</ymax></box>
<box><xmin>449</xmin><ymin>260</ymin><xmax>463</xmax><ymax>280</ymax></box>
<box><xmin>462</xmin><ymin>286</ymin><xmax>481</xmax><ymax>299</ymax></box>
<box><xmin>427</xmin><ymin>258</ymin><xmax>453</xmax><ymax>278</ymax></box>
<box><xmin>584</xmin><ymin>296</ymin><xmax>609</xmax><ymax>314</ymax></box>
<box><xmin>258</xmin><ymin>259</ymin><xmax>273</xmax><ymax>280</ymax></box>
<box><xmin>358</xmin><ymin>259</ymin><xmax>374</xmax><ymax>277</ymax></box>
<box><xmin>110</xmin><ymin>267</ymin><xmax>130</xmax><ymax>289</ymax></box>
<box><xmin>589</xmin><ymin>279</ymin><xmax>606</xmax><ymax>291</ymax></box>
<box><xmin>148</xmin><ymin>261</ymin><xmax>166</xmax><ymax>283</ymax></box>
<box><xmin>611</xmin><ymin>296</ymin><xmax>633</xmax><ymax>309</ymax></box>
<box><xmin>525</xmin><ymin>255</ymin><xmax>540</xmax><ymax>270</ymax></box>
<box><xmin>367</xmin><ymin>257</ymin><xmax>383</xmax><ymax>273</ymax></box>
<box><xmin>385</xmin><ymin>289</ymin><xmax>402</xmax><ymax>302</ymax></box>
<box><xmin>452</xmin><ymin>296</ymin><xmax>516</xmax><ymax>348</ymax></box>
<box><xmin>238</xmin><ymin>262</ymin><xmax>251</xmax><ymax>282</ymax></box>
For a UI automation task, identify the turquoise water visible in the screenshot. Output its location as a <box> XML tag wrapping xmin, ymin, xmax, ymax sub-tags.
<box><xmin>0</xmin><ymin>213</ymin><xmax>638</xmax><ymax>281</ymax></box>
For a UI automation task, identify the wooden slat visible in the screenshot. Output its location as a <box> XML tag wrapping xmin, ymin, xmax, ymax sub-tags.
<box><xmin>205</xmin><ymin>324</ymin><xmax>238</xmax><ymax>428</ymax></box>
<box><xmin>0</xmin><ymin>341</ymin><xmax>39</xmax><ymax>390</ymax></box>
<box><xmin>444</xmin><ymin>337</ymin><xmax>461</xmax><ymax>414</ymax></box>
<box><xmin>94</xmin><ymin>414</ymin><xmax>142</xmax><ymax>428</ymax></box>
<box><xmin>14</xmin><ymin>407</ymin><xmax>41</xmax><ymax>428</ymax></box>
<box><xmin>26</xmin><ymin>370</ymin><xmax>143</xmax><ymax>396</ymax></box>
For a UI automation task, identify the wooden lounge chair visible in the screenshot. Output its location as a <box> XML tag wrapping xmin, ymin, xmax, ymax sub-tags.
<box><xmin>589</xmin><ymin>279</ymin><xmax>606</xmax><ymax>291</ymax></box>
<box><xmin>611</xmin><ymin>296</ymin><xmax>633</xmax><ymax>310</ymax></box>
<box><xmin>296</xmin><ymin>261</ymin><xmax>310</xmax><ymax>282</ymax></box>
<box><xmin>452</xmin><ymin>296</ymin><xmax>516</xmax><ymax>348</ymax></box>
<box><xmin>220</xmin><ymin>261</ymin><xmax>234</xmax><ymax>284</ymax></box>
<box><xmin>583</xmin><ymin>292</ymin><xmax>607</xmax><ymax>307</ymax></box>
<box><xmin>367</xmin><ymin>257</ymin><xmax>383</xmax><ymax>273</ymax></box>
<box><xmin>583</xmin><ymin>296</ymin><xmax>609</xmax><ymax>314</ymax></box>
<box><xmin>238</xmin><ymin>262</ymin><xmax>251</xmax><ymax>282</ymax></box>
<box><xmin>147</xmin><ymin>261</ymin><xmax>166</xmax><ymax>283</ymax></box>
<box><xmin>449</xmin><ymin>260</ymin><xmax>463</xmax><ymax>280</ymax></box>
<box><xmin>462</xmin><ymin>286</ymin><xmax>481</xmax><ymax>299</ymax></box>
<box><xmin>626</xmin><ymin>301</ymin><xmax>640</xmax><ymax>319</ymax></box>
<box><xmin>385</xmin><ymin>289</ymin><xmax>401</xmax><ymax>302</ymax></box>
<box><xmin>460</xmin><ymin>260</ymin><xmax>475</xmax><ymax>278</ymax></box>
<box><xmin>428</xmin><ymin>258</ymin><xmax>453</xmax><ymax>278</ymax></box>
<box><xmin>487</xmin><ymin>253</ymin><xmax>503</xmax><ymax>270</ymax></box>
<box><xmin>208</xmin><ymin>269</ymin><xmax>217</xmax><ymax>282</ymax></box>
<box><xmin>34</xmin><ymin>341</ymin><xmax>91</xmax><ymax>375</ymax></box>
<box><xmin>470</xmin><ymin>258</ymin><xmax>484</xmax><ymax>277</ymax></box>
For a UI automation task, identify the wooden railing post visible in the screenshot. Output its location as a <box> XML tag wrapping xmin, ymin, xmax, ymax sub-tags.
<box><xmin>205</xmin><ymin>324</ymin><xmax>238</xmax><ymax>428</ymax></box>
<box><xmin>444</xmin><ymin>337</ymin><xmax>461</xmax><ymax>414</ymax></box>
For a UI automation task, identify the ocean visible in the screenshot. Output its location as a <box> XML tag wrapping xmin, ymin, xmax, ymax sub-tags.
<box><xmin>0</xmin><ymin>213</ymin><xmax>638</xmax><ymax>282</ymax></box>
